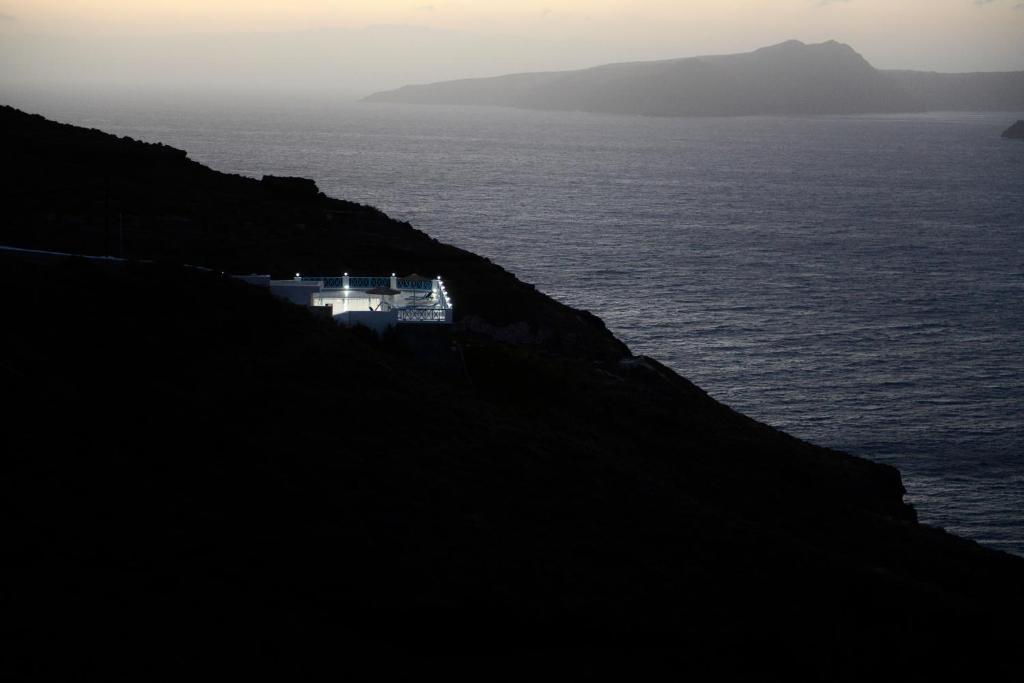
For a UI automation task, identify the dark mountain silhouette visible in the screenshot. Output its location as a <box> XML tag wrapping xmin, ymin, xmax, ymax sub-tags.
<box><xmin>366</xmin><ymin>40</ymin><xmax>1024</xmax><ymax>116</ymax></box>
<box><xmin>2</xmin><ymin>105</ymin><xmax>1023</xmax><ymax>678</ymax></box>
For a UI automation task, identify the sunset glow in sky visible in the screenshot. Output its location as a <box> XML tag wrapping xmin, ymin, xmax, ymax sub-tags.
<box><xmin>4</xmin><ymin>0</ymin><xmax>1022</xmax><ymax>39</ymax></box>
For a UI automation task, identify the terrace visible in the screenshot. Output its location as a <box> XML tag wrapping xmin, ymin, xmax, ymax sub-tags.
<box><xmin>246</xmin><ymin>273</ymin><xmax>454</xmax><ymax>332</ymax></box>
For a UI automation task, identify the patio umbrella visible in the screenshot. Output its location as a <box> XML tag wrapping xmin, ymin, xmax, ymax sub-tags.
<box><xmin>366</xmin><ymin>286</ymin><xmax>402</xmax><ymax>310</ymax></box>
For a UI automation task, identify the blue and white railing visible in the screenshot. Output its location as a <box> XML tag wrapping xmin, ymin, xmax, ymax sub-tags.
<box><xmin>290</xmin><ymin>272</ymin><xmax>453</xmax><ymax>325</ymax></box>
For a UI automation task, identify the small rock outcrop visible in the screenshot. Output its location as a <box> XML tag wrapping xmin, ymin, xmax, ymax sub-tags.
<box><xmin>1002</xmin><ymin>120</ymin><xmax>1024</xmax><ymax>139</ymax></box>
<box><xmin>261</xmin><ymin>174</ymin><xmax>323</xmax><ymax>200</ymax></box>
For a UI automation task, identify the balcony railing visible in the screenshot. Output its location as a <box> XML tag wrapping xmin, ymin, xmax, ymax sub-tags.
<box><xmin>396</xmin><ymin>278</ymin><xmax>434</xmax><ymax>291</ymax></box>
<box><xmin>302</xmin><ymin>276</ymin><xmax>435</xmax><ymax>292</ymax></box>
<box><xmin>287</xmin><ymin>273</ymin><xmax>453</xmax><ymax>325</ymax></box>
<box><xmin>397</xmin><ymin>308</ymin><xmax>451</xmax><ymax>323</ymax></box>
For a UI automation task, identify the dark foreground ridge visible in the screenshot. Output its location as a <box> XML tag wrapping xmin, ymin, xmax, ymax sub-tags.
<box><xmin>367</xmin><ymin>39</ymin><xmax>1024</xmax><ymax>117</ymax></box>
<box><xmin>2</xmin><ymin>105</ymin><xmax>1022</xmax><ymax>678</ymax></box>
<box><xmin>1003</xmin><ymin>120</ymin><xmax>1024</xmax><ymax>139</ymax></box>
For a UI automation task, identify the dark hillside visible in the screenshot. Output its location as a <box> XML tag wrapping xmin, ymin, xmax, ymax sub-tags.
<box><xmin>2</xmin><ymin>107</ymin><xmax>1023</xmax><ymax>678</ymax></box>
<box><xmin>0</xmin><ymin>105</ymin><xmax>624</xmax><ymax>361</ymax></box>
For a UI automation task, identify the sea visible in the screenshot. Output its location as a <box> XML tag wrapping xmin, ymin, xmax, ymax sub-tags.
<box><xmin>6</xmin><ymin>89</ymin><xmax>1022</xmax><ymax>556</ymax></box>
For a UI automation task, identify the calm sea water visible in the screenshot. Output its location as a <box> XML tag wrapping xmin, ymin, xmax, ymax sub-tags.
<box><xmin>7</xmin><ymin>90</ymin><xmax>1023</xmax><ymax>555</ymax></box>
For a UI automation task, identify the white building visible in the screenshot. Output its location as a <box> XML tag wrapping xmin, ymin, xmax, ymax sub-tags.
<box><xmin>239</xmin><ymin>272</ymin><xmax>454</xmax><ymax>333</ymax></box>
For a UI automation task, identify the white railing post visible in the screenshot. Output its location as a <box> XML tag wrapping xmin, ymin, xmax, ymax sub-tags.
<box><xmin>343</xmin><ymin>272</ymin><xmax>349</xmax><ymax>290</ymax></box>
<box><xmin>390</xmin><ymin>272</ymin><xmax>398</xmax><ymax>290</ymax></box>
<box><xmin>437</xmin><ymin>277</ymin><xmax>451</xmax><ymax>311</ymax></box>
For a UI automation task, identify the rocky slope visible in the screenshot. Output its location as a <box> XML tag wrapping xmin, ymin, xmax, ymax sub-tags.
<box><xmin>2</xmin><ymin>105</ymin><xmax>1022</xmax><ymax>678</ymax></box>
<box><xmin>367</xmin><ymin>40</ymin><xmax>1024</xmax><ymax>117</ymax></box>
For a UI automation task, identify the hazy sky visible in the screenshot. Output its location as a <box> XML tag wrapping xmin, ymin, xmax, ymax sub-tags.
<box><xmin>2</xmin><ymin>1</ymin><xmax>1022</xmax><ymax>94</ymax></box>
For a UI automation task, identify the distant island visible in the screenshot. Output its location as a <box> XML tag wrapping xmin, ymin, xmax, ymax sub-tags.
<box><xmin>1003</xmin><ymin>120</ymin><xmax>1024</xmax><ymax>139</ymax></box>
<box><xmin>366</xmin><ymin>40</ymin><xmax>1024</xmax><ymax>117</ymax></box>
